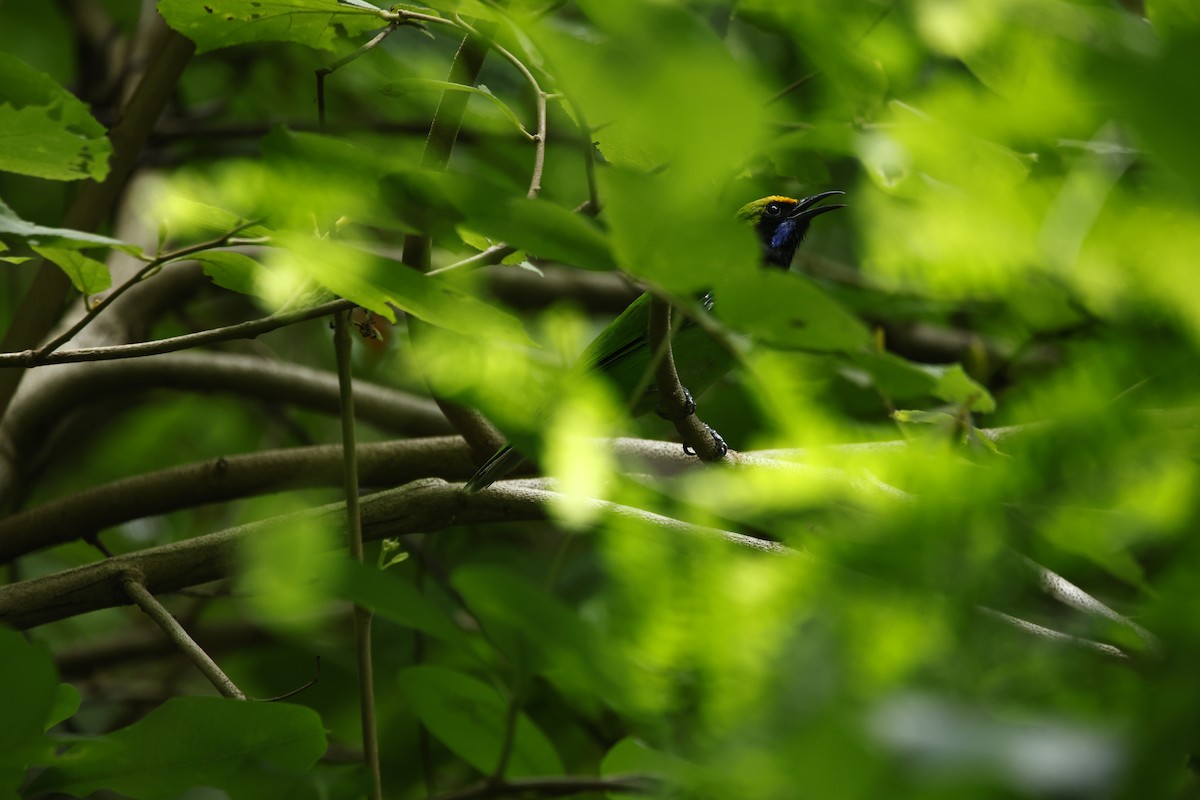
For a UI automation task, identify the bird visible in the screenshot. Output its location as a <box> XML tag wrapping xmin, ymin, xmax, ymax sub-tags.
<box><xmin>464</xmin><ymin>190</ymin><xmax>846</xmax><ymax>492</ymax></box>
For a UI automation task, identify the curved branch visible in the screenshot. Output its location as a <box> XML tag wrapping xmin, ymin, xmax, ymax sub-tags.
<box><xmin>0</xmin><ymin>437</ymin><xmax>475</xmax><ymax>561</ymax></box>
<box><xmin>0</xmin><ymin>349</ymin><xmax>452</xmax><ymax>507</ymax></box>
<box><xmin>0</xmin><ymin>477</ymin><xmax>785</xmax><ymax>629</ymax></box>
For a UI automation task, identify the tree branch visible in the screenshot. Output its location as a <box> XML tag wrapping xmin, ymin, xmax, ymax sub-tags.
<box><xmin>122</xmin><ymin>572</ymin><xmax>246</xmax><ymax>699</ymax></box>
<box><xmin>0</xmin><ymin>292</ymin><xmax>352</xmax><ymax>369</ymax></box>
<box><xmin>0</xmin><ymin>477</ymin><xmax>787</xmax><ymax>629</ymax></box>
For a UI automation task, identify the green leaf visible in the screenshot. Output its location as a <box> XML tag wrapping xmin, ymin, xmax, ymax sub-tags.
<box><xmin>398</xmin><ymin>665</ymin><xmax>564</xmax><ymax>778</ymax></box>
<box><xmin>0</xmin><ymin>626</ymin><xmax>59</xmax><ymax>773</ymax></box>
<box><xmin>452</xmin><ymin>565</ymin><xmax>618</xmax><ymax>701</ymax></box>
<box><xmin>469</xmin><ymin>199</ymin><xmax>616</xmax><ymax>271</ymax></box>
<box><xmin>381</xmin><ymin>80</ymin><xmax>533</xmax><ymax>138</ymax></box>
<box><xmin>45</xmin><ymin>683</ymin><xmax>81</xmax><ymax>732</ymax></box>
<box><xmin>32</xmin><ymin>246</ymin><xmax>112</xmax><ymax>295</ymax></box>
<box><xmin>271</xmin><ymin>234</ymin><xmax>534</xmax><ymax>345</ymax></box>
<box><xmin>601</xmin><ymin>737</ymin><xmax>690</xmax><ymax>783</ymax></box>
<box><xmin>333</xmin><ymin>558</ymin><xmax>464</xmax><ymax>645</ymax></box>
<box><xmin>193</xmin><ymin>250</ymin><xmax>266</xmax><ymax>296</ymax></box>
<box><xmin>157</xmin><ymin>0</ymin><xmax>384</xmax><ymax>54</ymax></box>
<box><xmin>926</xmin><ymin>363</ymin><xmax>996</xmax><ymax>413</ymax></box>
<box><xmin>0</xmin><ymin>52</ymin><xmax>111</xmax><ymax>181</ymax></box>
<box><xmin>845</xmin><ymin>353</ymin><xmax>996</xmax><ymax>412</ymax></box>
<box><xmin>30</xmin><ymin>696</ymin><xmax>327</xmax><ymax>799</ymax></box>
<box><xmin>716</xmin><ymin>270</ymin><xmax>870</xmax><ymax>352</ymax></box>
<box><xmin>0</xmin><ymin>196</ymin><xmax>130</xmax><ymax>250</ymax></box>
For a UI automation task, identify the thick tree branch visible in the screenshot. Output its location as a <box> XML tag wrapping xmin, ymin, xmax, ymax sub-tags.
<box><xmin>0</xmin><ymin>437</ymin><xmax>478</xmax><ymax>562</ymax></box>
<box><xmin>0</xmin><ymin>477</ymin><xmax>785</xmax><ymax>629</ymax></box>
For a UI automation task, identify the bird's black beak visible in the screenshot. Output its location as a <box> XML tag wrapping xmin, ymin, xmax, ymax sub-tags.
<box><xmin>788</xmin><ymin>190</ymin><xmax>846</xmax><ymax>222</ymax></box>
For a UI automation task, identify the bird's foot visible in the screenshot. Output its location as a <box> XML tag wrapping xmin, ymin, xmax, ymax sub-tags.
<box><xmin>684</xmin><ymin>425</ymin><xmax>728</xmax><ymax>459</ymax></box>
<box><xmin>657</xmin><ymin>388</ymin><xmax>696</xmax><ymax>421</ymax></box>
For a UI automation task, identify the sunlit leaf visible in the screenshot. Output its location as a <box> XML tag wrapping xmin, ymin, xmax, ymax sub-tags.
<box><xmin>157</xmin><ymin>0</ymin><xmax>383</xmax><ymax>53</ymax></box>
<box><xmin>0</xmin><ymin>52</ymin><xmax>111</xmax><ymax>181</ymax></box>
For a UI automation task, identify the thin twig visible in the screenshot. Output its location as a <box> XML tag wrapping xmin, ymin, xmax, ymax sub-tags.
<box><xmin>0</xmin><ymin>298</ymin><xmax>355</xmax><ymax>368</ymax></box>
<box><xmin>122</xmin><ymin>573</ymin><xmax>246</xmax><ymax>699</ymax></box>
<box><xmin>334</xmin><ymin>312</ymin><xmax>383</xmax><ymax>800</ymax></box>
<box><xmin>35</xmin><ymin>220</ymin><xmax>262</xmax><ymax>361</ymax></box>
<box><xmin>317</xmin><ymin>22</ymin><xmax>401</xmax><ymax>128</ymax></box>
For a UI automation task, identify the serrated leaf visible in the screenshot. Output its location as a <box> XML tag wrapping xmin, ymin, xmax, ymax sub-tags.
<box><xmin>398</xmin><ymin>665</ymin><xmax>564</xmax><ymax>778</ymax></box>
<box><xmin>32</xmin><ymin>246</ymin><xmax>112</xmax><ymax>295</ymax></box>
<box><xmin>30</xmin><ymin>697</ymin><xmax>326</xmax><ymax>799</ymax></box>
<box><xmin>157</xmin><ymin>0</ymin><xmax>384</xmax><ymax>54</ymax></box>
<box><xmin>0</xmin><ymin>52</ymin><xmax>111</xmax><ymax>181</ymax></box>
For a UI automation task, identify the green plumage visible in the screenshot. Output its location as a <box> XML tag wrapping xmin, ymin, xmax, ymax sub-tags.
<box><xmin>464</xmin><ymin>191</ymin><xmax>845</xmax><ymax>492</ymax></box>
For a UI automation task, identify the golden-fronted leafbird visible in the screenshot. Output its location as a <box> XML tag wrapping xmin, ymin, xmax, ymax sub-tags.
<box><xmin>464</xmin><ymin>190</ymin><xmax>845</xmax><ymax>492</ymax></box>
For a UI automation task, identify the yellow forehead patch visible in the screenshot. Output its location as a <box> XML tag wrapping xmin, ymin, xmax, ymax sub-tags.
<box><xmin>736</xmin><ymin>195</ymin><xmax>799</xmax><ymax>220</ymax></box>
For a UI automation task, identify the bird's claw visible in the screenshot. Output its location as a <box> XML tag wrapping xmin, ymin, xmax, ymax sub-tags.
<box><xmin>683</xmin><ymin>425</ymin><xmax>728</xmax><ymax>459</ymax></box>
<box><xmin>657</xmin><ymin>388</ymin><xmax>696</xmax><ymax>421</ymax></box>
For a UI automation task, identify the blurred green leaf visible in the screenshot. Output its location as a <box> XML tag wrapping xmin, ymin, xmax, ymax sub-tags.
<box><xmin>398</xmin><ymin>665</ymin><xmax>564</xmax><ymax>778</ymax></box>
<box><xmin>334</xmin><ymin>558</ymin><xmax>465</xmax><ymax>645</ymax></box>
<box><xmin>269</xmin><ymin>233</ymin><xmax>533</xmax><ymax>344</ymax></box>
<box><xmin>381</xmin><ymin>80</ymin><xmax>533</xmax><ymax>138</ymax></box>
<box><xmin>30</xmin><ymin>697</ymin><xmax>326</xmax><ymax>799</ymax></box>
<box><xmin>716</xmin><ymin>270</ymin><xmax>870</xmax><ymax>352</ymax></box>
<box><xmin>193</xmin><ymin>250</ymin><xmax>267</xmax><ymax>296</ymax></box>
<box><xmin>0</xmin><ymin>51</ymin><xmax>111</xmax><ymax>181</ymax></box>
<box><xmin>452</xmin><ymin>564</ymin><xmax>618</xmax><ymax>700</ymax></box>
<box><xmin>469</xmin><ymin>199</ymin><xmax>615</xmax><ymax>271</ymax></box>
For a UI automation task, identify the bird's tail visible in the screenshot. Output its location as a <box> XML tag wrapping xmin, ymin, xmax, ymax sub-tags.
<box><xmin>464</xmin><ymin>444</ymin><xmax>526</xmax><ymax>493</ymax></box>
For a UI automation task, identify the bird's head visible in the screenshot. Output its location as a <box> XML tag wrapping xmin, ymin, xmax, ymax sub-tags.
<box><xmin>737</xmin><ymin>191</ymin><xmax>845</xmax><ymax>269</ymax></box>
